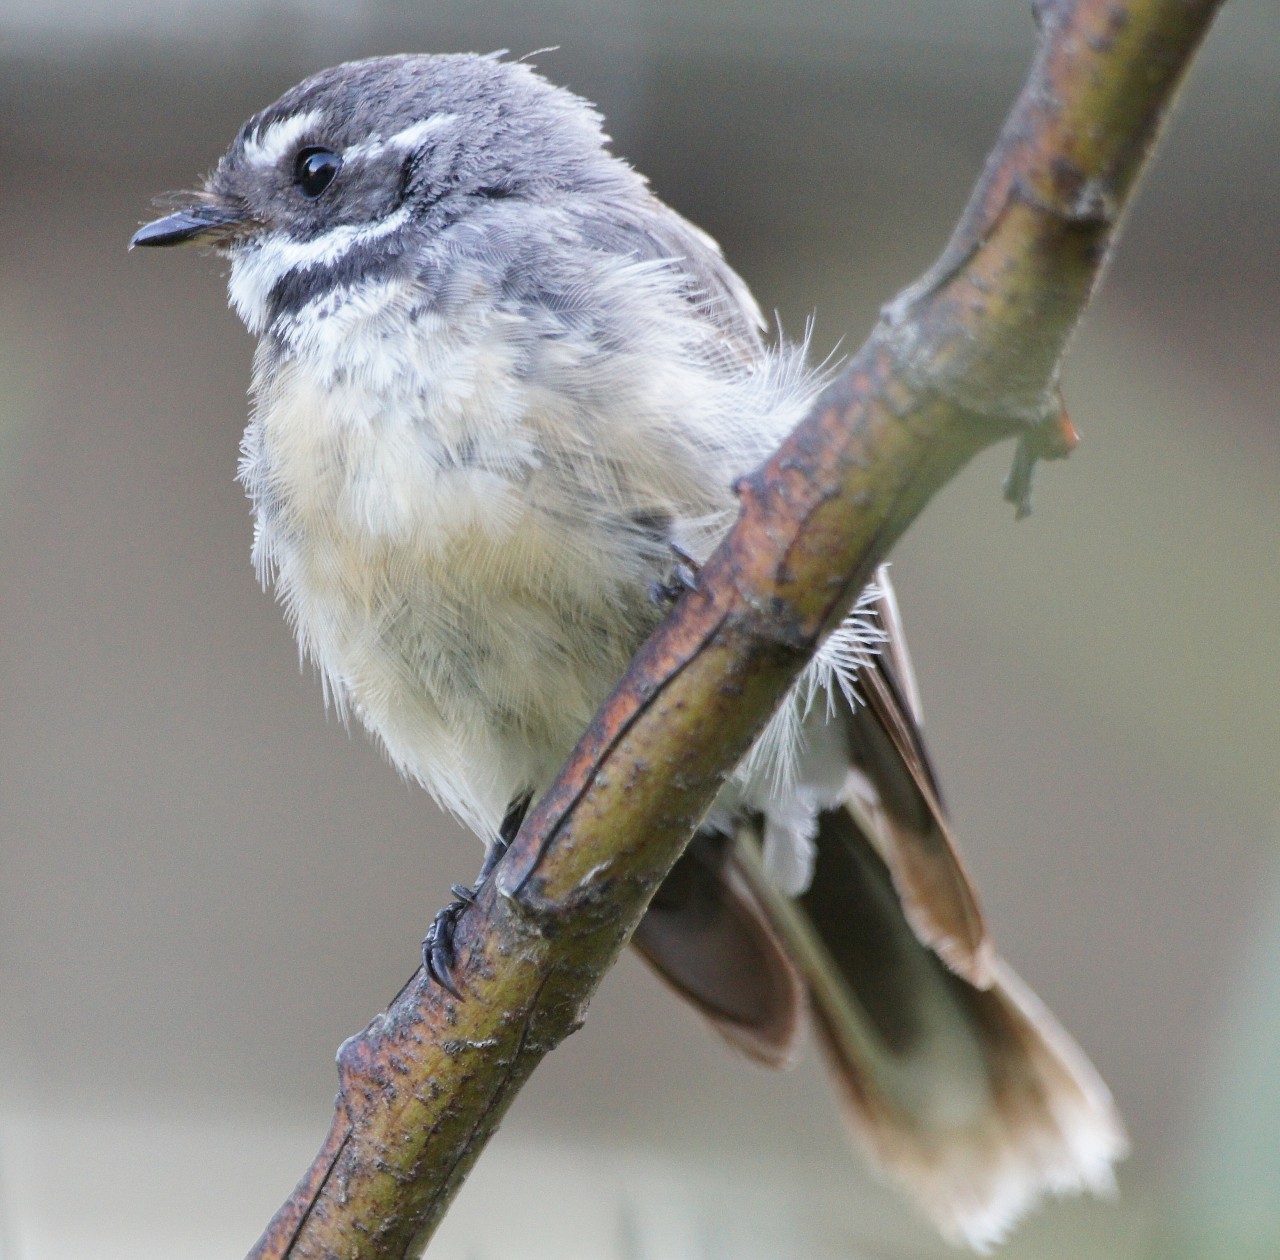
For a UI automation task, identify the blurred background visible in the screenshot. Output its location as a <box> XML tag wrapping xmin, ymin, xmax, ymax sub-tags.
<box><xmin>1</xmin><ymin>2</ymin><xmax>1277</xmax><ymax>1257</ymax></box>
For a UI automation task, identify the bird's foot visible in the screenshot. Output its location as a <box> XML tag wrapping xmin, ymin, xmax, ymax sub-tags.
<box><xmin>422</xmin><ymin>899</ymin><xmax>466</xmax><ymax>997</ymax></box>
<box><xmin>421</xmin><ymin>796</ymin><xmax>530</xmax><ymax>998</ymax></box>
<box><xmin>649</xmin><ymin>542</ymin><xmax>701</xmax><ymax>605</ymax></box>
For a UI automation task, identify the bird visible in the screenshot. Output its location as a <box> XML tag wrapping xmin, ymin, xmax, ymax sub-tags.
<box><xmin>130</xmin><ymin>52</ymin><xmax>1126</xmax><ymax>1248</ymax></box>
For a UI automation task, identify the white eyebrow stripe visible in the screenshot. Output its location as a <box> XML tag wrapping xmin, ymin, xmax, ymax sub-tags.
<box><xmin>245</xmin><ymin>109</ymin><xmax>323</xmax><ymax>167</ymax></box>
<box><xmin>388</xmin><ymin>115</ymin><xmax>457</xmax><ymax>149</ymax></box>
<box><xmin>342</xmin><ymin>135</ymin><xmax>388</xmax><ymax>164</ymax></box>
<box><xmin>227</xmin><ymin>206</ymin><xmax>412</xmax><ymax>335</ymax></box>
<box><xmin>343</xmin><ymin>114</ymin><xmax>459</xmax><ymax>166</ymax></box>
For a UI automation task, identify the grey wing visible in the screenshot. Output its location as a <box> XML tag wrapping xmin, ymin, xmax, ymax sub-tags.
<box><xmin>576</xmin><ymin>190</ymin><xmax>768</xmax><ymax>356</ymax></box>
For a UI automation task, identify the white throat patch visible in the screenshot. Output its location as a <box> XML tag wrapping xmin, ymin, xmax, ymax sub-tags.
<box><xmin>227</xmin><ymin>207</ymin><xmax>411</xmax><ymax>335</ymax></box>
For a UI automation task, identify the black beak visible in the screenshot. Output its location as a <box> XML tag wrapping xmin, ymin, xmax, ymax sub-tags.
<box><xmin>129</xmin><ymin>201</ymin><xmax>248</xmax><ymax>249</ymax></box>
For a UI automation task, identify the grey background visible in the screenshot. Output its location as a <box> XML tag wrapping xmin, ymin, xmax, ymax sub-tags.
<box><xmin>1</xmin><ymin>2</ymin><xmax>1277</xmax><ymax>1257</ymax></box>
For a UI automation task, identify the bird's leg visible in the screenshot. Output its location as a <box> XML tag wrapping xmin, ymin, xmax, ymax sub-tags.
<box><xmin>422</xmin><ymin>793</ymin><xmax>532</xmax><ymax>996</ymax></box>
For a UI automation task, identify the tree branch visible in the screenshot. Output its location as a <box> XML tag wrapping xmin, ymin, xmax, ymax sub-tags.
<box><xmin>246</xmin><ymin>2</ymin><xmax>1226</xmax><ymax>1256</ymax></box>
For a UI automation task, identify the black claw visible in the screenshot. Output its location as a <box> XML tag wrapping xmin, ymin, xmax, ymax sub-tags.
<box><xmin>650</xmin><ymin>542</ymin><xmax>702</xmax><ymax>605</ymax></box>
<box><xmin>673</xmin><ymin>560</ymin><xmax>699</xmax><ymax>592</ymax></box>
<box><xmin>420</xmin><ymin>795</ymin><xmax>530</xmax><ymax>1000</ymax></box>
<box><xmin>429</xmin><ymin>949</ymin><xmax>461</xmax><ymax>999</ymax></box>
<box><xmin>669</xmin><ymin>540</ymin><xmax>701</xmax><ymax>579</ymax></box>
<box><xmin>423</xmin><ymin>901</ymin><xmax>464</xmax><ymax>998</ymax></box>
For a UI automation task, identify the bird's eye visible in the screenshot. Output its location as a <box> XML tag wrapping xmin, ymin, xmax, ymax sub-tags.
<box><xmin>293</xmin><ymin>147</ymin><xmax>342</xmax><ymax>199</ymax></box>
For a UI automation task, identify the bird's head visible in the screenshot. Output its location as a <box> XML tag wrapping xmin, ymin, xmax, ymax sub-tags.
<box><xmin>131</xmin><ymin>53</ymin><xmax>633</xmax><ymax>333</ymax></box>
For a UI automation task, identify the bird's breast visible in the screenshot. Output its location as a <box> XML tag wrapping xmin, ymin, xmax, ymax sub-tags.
<box><xmin>238</xmin><ymin>328</ymin><xmax>661</xmax><ymax>831</ymax></box>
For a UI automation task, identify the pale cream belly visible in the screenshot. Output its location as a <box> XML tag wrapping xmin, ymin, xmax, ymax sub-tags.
<box><xmin>263</xmin><ymin>484</ymin><xmax>661</xmax><ymax>837</ymax></box>
<box><xmin>242</xmin><ymin>354</ymin><xmax>677</xmax><ymax>834</ymax></box>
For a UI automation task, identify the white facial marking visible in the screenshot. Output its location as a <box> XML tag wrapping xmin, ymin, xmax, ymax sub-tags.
<box><xmin>342</xmin><ymin>115</ymin><xmax>459</xmax><ymax>166</ymax></box>
<box><xmin>244</xmin><ymin>109</ymin><xmax>323</xmax><ymax>168</ymax></box>
<box><xmin>388</xmin><ymin>115</ymin><xmax>457</xmax><ymax>149</ymax></box>
<box><xmin>341</xmin><ymin>134</ymin><xmax>388</xmax><ymax>165</ymax></box>
<box><xmin>227</xmin><ymin>207</ymin><xmax>411</xmax><ymax>334</ymax></box>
